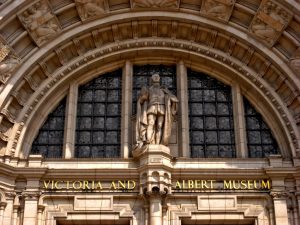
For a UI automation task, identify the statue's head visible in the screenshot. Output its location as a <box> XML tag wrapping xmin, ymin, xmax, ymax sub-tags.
<box><xmin>151</xmin><ymin>73</ymin><xmax>160</xmax><ymax>84</ymax></box>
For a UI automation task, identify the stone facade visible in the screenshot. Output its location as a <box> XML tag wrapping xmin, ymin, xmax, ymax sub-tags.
<box><xmin>0</xmin><ymin>0</ymin><xmax>300</xmax><ymax>225</ymax></box>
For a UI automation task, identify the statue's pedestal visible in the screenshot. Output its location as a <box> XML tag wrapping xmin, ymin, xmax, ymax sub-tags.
<box><xmin>133</xmin><ymin>144</ymin><xmax>172</xmax><ymax>167</ymax></box>
<box><xmin>134</xmin><ymin>144</ymin><xmax>173</xmax><ymax>225</ymax></box>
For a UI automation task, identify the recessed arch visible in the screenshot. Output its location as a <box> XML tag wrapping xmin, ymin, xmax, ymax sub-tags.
<box><xmin>0</xmin><ymin>6</ymin><xmax>299</xmax><ymax>160</ymax></box>
<box><xmin>14</xmin><ymin>45</ymin><xmax>295</xmax><ymax>159</ymax></box>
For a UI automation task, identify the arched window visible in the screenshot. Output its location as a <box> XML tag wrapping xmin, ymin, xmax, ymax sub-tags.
<box><xmin>31</xmin><ymin>98</ymin><xmax>66</xmax><ymax>158</ymax></box>
<box><xmin>187</xmin><ymin>70</ymin><xmax>235</xmax><ymax>158</ymax></box>
<box><xmin>244</xmin><ymin>98</ymin><xmax>279</xmax><ymax>157</ymax></box>
<box><xmin>75</xmin><ymin>70</ymin><xmax>122</xmax><ymax>158</ymax></box>
<box><xmin>29</xmin><ymin>65</ymin><xmax>282</xmax><ymax>159</ymax></box>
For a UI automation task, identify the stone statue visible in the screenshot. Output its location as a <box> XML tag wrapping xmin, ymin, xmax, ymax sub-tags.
<box><xmin>75</xmin><ymin>0</ymin><xmax>105</xmax><ymax>20</ymax></box>
<box><xmin>135</xmin><ymin>74</ymin><xmax>178</xmax><ymax>150</ymax></box>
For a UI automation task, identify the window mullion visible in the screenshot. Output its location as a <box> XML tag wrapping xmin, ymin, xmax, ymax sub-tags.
<box><xmin>232</xmin><ymin>84</ymin><xmax>248</xmax><ymax>158</ymax></box>
<box><xmin>177</xmin><ymin>61</ymin><xmax>190</xmax><ymax>157</ymax></box>
<box><xmin>63</xmin><ymin>82</ymin><xmax>78</xmax><ymax>159</ymax></box>
<box><xmin>121</xmin><ymin>60</ymin><xmax>133</xmax><ymax>158</ymax></box>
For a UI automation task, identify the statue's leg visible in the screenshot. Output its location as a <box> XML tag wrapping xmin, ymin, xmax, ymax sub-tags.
<box><xmin>147</xmin><ymin>114</ymin><xmax>156</xmax><ymax>144</ymax></box>
<box><xmin>156</xmin><ymin>115</ymin><xmax>164</xmax><ymax>144</ymax></box>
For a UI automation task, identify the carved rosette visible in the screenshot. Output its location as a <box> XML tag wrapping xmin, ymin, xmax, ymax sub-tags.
<box><xmin>18</xmin><ymin>0</ymin><xmax>61</xmax><ymax>47</ymax></box>
<box><xmin>132</xmin><ymin>0</ymin><xmax>178</xmax><ymax>8</ymax></box>
<box><xmin>201</xmin><ymin>0</ymin><xmax>235</xmax><ymax>22</ymax></box>
<box><xmin>249</xmin><ymin>0</ymin><xmax>292</xmax><ymax>47</ymax></box>
<box><xmin>75</xmin><ymin>0</ymin><xmax>107</xmax><ymax>21</ymax></box>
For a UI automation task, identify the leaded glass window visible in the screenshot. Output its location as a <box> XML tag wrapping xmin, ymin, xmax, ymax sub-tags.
<box><xmin>75</xmin><ymin>70</ymin><xmax>122</xmax><ymax>158</ymax></box>
<box><xmin>244</xmin><ymin>98</ymin><xmax>279</xmax><ymax>157</ymax></box>
<box><xmin>31</xmin><ymin>98</ymin><xmax>66</xmax><ymax>158</ymax></box>
<box><xmin>188</xmin><ymin>70</ymin><xmax>235</xmax><ymax>158</ymax></box>
<box><xmin>132</xmin><ymin>65</ymin><xmax>176</xmax><ymax>115</ymax></box>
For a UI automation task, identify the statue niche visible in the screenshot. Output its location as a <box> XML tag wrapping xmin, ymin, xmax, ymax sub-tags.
<box><xmin>134</xmin><ymin>73</ymin><xmax>178</xmax><ymax>155</ymax></box>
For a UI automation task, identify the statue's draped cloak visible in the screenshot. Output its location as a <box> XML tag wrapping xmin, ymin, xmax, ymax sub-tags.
<box><xmin>135</xmin><ymin>87</ymin><xmax>177</xmax><ymax>146</ymax></box>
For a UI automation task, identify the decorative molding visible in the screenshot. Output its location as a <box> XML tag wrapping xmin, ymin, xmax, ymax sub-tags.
<box><xmin>132</xmin><ymin>0</ymin><xmax>178</xmax><ymax>8</ymax></box>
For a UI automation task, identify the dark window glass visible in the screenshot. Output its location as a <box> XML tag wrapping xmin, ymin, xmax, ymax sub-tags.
<box><xmin>244</xmin><ymin>98</ymin><xmax>279</xmax><ymax>157</ymax></box>
<box><xmin>75</xmin><ymin>70</ymin><xmax>122</xmax><ymax>158</ymax></box>
<box><xmin>31</xmin><ymin>98</ymin><xmax>66</xmax><ymax>158</ymax></box>
<box><xmin>188</xmin><ymin>70</ymin><xmax>235</xmax><ymax>158</ymax></box>
<box><xmin>132</xmin><ymin>65</ymin><xmax>176</xmax><ymax>115</ymax></box>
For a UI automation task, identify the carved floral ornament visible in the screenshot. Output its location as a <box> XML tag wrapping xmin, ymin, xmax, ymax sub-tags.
<box><xmin>18</xmin><ymin>0</ymin><xmax>61</xmax><ymax>47</ymax></box>
<box><xmin>249</xmin><ymin>0</ymin><xmax>292</xmax><ymax>46</ymax></box>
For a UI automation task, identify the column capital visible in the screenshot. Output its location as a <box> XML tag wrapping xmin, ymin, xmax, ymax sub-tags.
<box><xmin>22</xmin><ymin>191</ymin><xmax>41</xmax><ymax>200</ymax></box>
<box><xmin>270</xmin><ymin>191</ymin><xmax>289</xmax><ymax>200</ymax></box>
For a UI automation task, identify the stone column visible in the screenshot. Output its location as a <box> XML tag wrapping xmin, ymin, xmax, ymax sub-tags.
<box><xmin>64</xmin><ymin>82</ymin><xmax>78</xmax><ymax>158</ymax></box>
<box><xmin>121</xmin><ymin>60</ymin><xmax>133</xmax><ymax>158</ymax></box>
<box><xmin>176</xmin><ymin>60</ymin><xmax>190</xmax><ymax>157</ymax></box>
<box><xmin>232</xmin><ymin>84</ymin><xmax>247</xmax><ymax>158</ymax></box>
<box><xmin>37</xmin><ymin>205</ymin><xmax>45</xmax><ymax>225</ymax></box>
<box><xmin>271</xmin><ymin>191</ymin><xmax>289</xmax><ymax>225</ymax></box>
<box><xmin>149</xmin><ymin>193</ymin><xmax>162</xmax><ymax>225</ymax></box>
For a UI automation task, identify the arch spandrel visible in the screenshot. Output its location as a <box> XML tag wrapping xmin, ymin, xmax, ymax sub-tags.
<box><xmin>0</xmin><ymin>0</ymin><xmax>299</xmax><ymax>160</ymax></box>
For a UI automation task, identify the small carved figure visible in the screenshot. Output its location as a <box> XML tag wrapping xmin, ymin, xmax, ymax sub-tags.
<box><xmin>251</xmin><ymin>19</ymin><xmax>277</xmax><ymax>44</ymax></box>
<box><xmin>202</xmin><ymin>0</ymin><xmax>233</xmax><ymax>20</ymax></box>
<box><xmin>20</xmin><ymin>1</ymin><xmax>60</xmax><ymax>45</ymax></box>
<box><xmin>290</xmin><ymin>47</ymin><xmax>300</xmax><ymax>75</ymax></box>
<box><xmin>75</xmin><ymin>0</ymin><xmax>105</xmax><ymax>20</ymax></box>
<box><xmin>133</xmin><ymin>0</ymin><xmax>178</xmax><ymax>8</ymax></box>
<box><xmin>0</xmin><ymin>55</ymin><xmax>20</xmax><ymax>84</ymax></box>
<box><xmin>135</xmin><ymin>74</ymin><xmax>178</xmax><ymax>149</ymax></box>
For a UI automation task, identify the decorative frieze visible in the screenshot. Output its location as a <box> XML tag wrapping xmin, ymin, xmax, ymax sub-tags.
<box><xmin>18</xmin><ymin>0</ymin><xmax>61</xmax><ymax>47</ymax></box>
<box><xmin>249</xmin><ymin>0</ymin><xmax>292</xmax><ymax>46</ymax></box>
<box><xmin>132</xmin><ymin>0</ymin><xmax>178</xmax><ymax>8</ymax></box>
<box><xmin>201</xmin><ymin>0</ymin><xmax>235</xmax><ymax>22</ymax></box>
<box><xmin>75</xmin><ymin>0</ymin><xmax>106</xmax><ymax>21</ymax></box>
